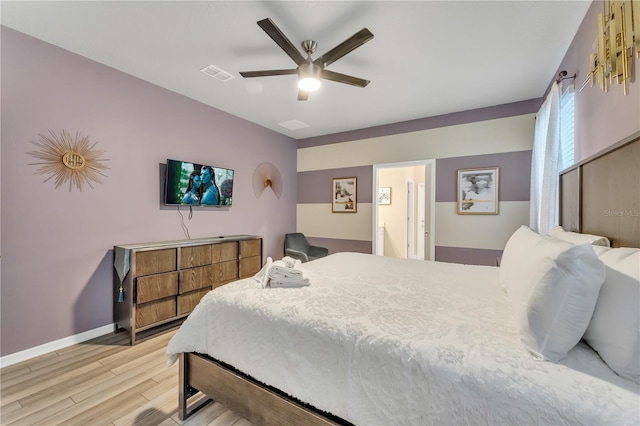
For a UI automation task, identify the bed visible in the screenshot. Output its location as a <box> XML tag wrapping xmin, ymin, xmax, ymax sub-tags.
<box><xmin>166</xmin><ymin>132</ymin><xmax>640</xmax><ymax>425</ymax></box>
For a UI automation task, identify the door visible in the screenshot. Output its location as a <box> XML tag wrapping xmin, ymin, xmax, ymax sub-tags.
<box><xmin>373</xmin><ymin>160</ymin><xmax>435</xmax><ymax>260</ymax></box>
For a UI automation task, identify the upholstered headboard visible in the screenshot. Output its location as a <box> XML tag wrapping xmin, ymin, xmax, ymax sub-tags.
<box><xmin>559</xmin><ymin>131</ymin><xmax>640</xmax><ymax>248</ymax></box>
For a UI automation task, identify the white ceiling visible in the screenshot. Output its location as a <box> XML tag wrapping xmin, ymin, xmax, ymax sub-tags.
<box><xmin>1</xmin><ymin>1</ymin><xmax>591</xmax><ymax>140</ymax></box>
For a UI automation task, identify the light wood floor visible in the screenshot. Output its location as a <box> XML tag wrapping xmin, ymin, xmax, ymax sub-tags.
<box><xmin>0</xmin><ymin>330</ymin><xmax>253</xmax><ymax>426</ymax></box>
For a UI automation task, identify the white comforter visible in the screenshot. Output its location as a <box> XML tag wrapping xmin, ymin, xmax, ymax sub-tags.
<box><xmin>167</xmin><ymin>252</ymin><xmax>640</xmax><ymax>425</ymax></box>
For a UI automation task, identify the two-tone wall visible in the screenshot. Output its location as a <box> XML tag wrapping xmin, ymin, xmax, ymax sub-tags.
<box><xmin>1</xmin><ymin>27</ymin><xmax>298</xmax><ymax>359</ymax></box>
<box><xmin>297</xmin><ymin>102</ymin><xmax>539</xmax><ymax>265</ymax></box>
<box><xmin>296</xmin><ymin>0</ymin><xmax>640</xmax><ymax>265</ymax></box>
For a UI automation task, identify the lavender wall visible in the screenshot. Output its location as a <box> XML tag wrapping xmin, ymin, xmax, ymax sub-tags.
<box><xmin>553</xmin><ymin>0</ymin><xmax>640</xmax><ymax>160</ymax></box>
<box><xmin>0</xmin><ymin>27</ymin><xmax>298</xmax><ymax>357</ymax></box>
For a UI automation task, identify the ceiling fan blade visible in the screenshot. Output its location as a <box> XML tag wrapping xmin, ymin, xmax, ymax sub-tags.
<box><xmin>297</xmin><ymin>89</ymin><xmax>309</xmax><ymax>101</ymax></box>
<box><xmin>314</xmin><ymin>28</ymin><xmax>374</xmax><ymax>68</ymax></box>
<box><xmin>257</xmin><ymin>18</ymin><xmax>306</xmax><ymax>66</ymax></box>
<box><xmin>320</xmin><ymin>70</ymin><xmax>370</xmax><ymax>87</ymax></box>
<box><xmin>239</xmin><ymin>69</ymin><xmax>298</xmax><ymax>78</ymax></box>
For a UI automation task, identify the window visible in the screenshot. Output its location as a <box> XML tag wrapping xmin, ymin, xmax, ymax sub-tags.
<box><xmin>559</xmin><ymin>86</ymin><xmax>575</xmax><ymax>171</ymax></box>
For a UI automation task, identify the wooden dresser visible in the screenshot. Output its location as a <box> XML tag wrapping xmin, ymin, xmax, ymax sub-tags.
<box><xmin>113</xmin><ymin>235</ymin><xmax>262</xmax><ymax>344</ymax></box>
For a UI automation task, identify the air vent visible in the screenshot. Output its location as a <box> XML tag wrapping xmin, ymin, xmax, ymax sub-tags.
<box><xmin>200</xmin><ymin>65</ymin><xmax>235</xmax><ymax>82</ymax></box>
<box><xmin>278</xmin><ymin>120</ymin><xmax>309</xmax><ymax>131</ymax></box>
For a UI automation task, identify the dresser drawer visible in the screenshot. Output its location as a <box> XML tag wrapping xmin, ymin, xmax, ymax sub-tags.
<box><xmin>213</xmin><ymin>260</ymin><xmax>238</xmax><ymax>287</ymax></box>
<box><xmin>213</xmin><ymin>242</ymin><xmax>238</xmax><ymax>263</ymax></box>
<box><xmin>179</xmin><ymin>265</ymin><xmax>213</xmax><ymax>293</ymax></box>
<box><xmin>240</xmin><ymin>256</ymin><xmax>262</xmax><ymax>278</ymax></box>
<box><xmin>136</xmin><ymin>272</ymin><xmax>179</xmax><ymax>304</ymax></box>
<box><xmin>177</xmin><ymin>287</ymin><xmax>211</xmax><ymax>315</ymax></box>
<box><xmin>135</xmin><ymin>248</ymin><xmax>176</xmax><ymax>276</ymax></box>
<box><xmin>136</xmin><ymin>297</ymin><xmax>176</xmax><ymax>328</ymax></box>
<box><xmin>179</xmin><ymin>245</ymin><xmax>212</xmax><ymax>269</ymax></box>
<box><xmin>240</xmin><ymin>239</ymin><xmax>261</xmax><ymax>258</ymax></box>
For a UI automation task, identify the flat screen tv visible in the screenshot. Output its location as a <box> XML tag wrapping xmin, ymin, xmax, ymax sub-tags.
<box><xmin>165</xmin><ymin>159</ymin><xmax>234</xmax><ymax>206</ymax></box>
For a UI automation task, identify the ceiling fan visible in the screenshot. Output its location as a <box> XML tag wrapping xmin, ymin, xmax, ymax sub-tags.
<box><xmin>239</xmin><ymin>18</ymin><xmax>374</xmax><ymax>101</ymax></box>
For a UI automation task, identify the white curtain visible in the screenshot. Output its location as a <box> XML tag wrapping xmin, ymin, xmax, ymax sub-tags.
<box><xmin>530</xmin><ymin>82</ymin><xmax>561</xmax><ymax>234</ymax></box>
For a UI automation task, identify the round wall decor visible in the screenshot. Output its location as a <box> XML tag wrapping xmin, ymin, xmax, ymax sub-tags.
<box><xmin>27</xmin><ymin>129</ymin><xmax>109</xmax><ymax>191</ymax></box>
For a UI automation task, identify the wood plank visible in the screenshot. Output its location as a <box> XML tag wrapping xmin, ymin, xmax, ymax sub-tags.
<box><xmin>4</xmin><ymin>397</ymin><xmax>76</xmax><ymax>426</ymax></box>
<box><xmin>213</xmin><ymin>242</ymin><xmax>238</xmax><ymax>263</ymax></box>
<box><xmin>141</xmin><ymin>368</ymin><xmax>179</xmax><ymax>401</ymax></box>
<box><xmin>239</xmin><ymin>256</ymin><xmax>261</xmax><ymax>278</ymax></box>
<box><xmin>179</xmin><ymin>245</ymin><xmax>212</xmax><ymax>269</ymax></box>
<box><xmin>71</xmin><ymin>356</ymin><xmax>168</xmax><ymax>404</ymax></box>
<box><xmin>0</xmin><ymin>366</ymin><xmax>31</xmax><ymax>383</ymax></box>
<box><xmin>136</xmin><ymin>297</ymin><xmax>177</xmax><ymax>328</ymax></box>
<box><xmin>172</xmin><ymin>401</ymin><xmax>228</xmax><ymax>426</ymax></box>
<box><xmin>110</xmin><ymin>346</ymin><xmax>170</xmax><ymax>376</ymax></box>
<box><xmin>0</xmin><ymin>400</ymin><xmax>22</xmax><ymax>416</ymax></box>
<box><xmin>179</xmin><ymin>265</ymin><xmax>214</xmax><ymax>293</ymax></box>
<box><xmin>213</xmin><ymin>260</ymin><xmax>238</xmax><ymax>285</ymax></box>
<box><xmin>136</xmin><ymin>248</ymin><xmax>177</xmax><ymax>276</ymax></box>
<box><xmin>0</xmin><ymin>330</ymin><xmax>254</xmax><ymax>426</ymax></box>
<box><xmin>137</xmin><ymin>272</ymin><xmax>179</xmax><ymax>303</ymax></box>
<box><xmin>113</xmin><ymin>387</ymin><xmax>178</xmax><ymax>426</ymax></box>
<box><xmin>0</xmin><ymin>361</ymin><xmax>104</xmax><ymax>406</ymax></box>
<box><xmin>177</xmin><ymin>288</ymin><xmax>211</xmax><ymax>315</ymax></box>
<box><xmin>13</xmin><ymin>340</ymin><xmax>126</xmax><ymax>377</ymax></box>
<box><xmin>47</xmin><ymin>380</ymin><xmax>157</xmax><ymax>425</ymax></box>
<box><xmin>2</xmin><ymin>371</ymin><xmax>115</xmax><ymax>425</ymax></box>
<box><xmin>207</xmin><ymin>408</ymin><xmax>241</xmax><ymax>426</ymax></box>
<box><xmin>240</xmin><ymin>239</ymin><xmax>261</xmax><ymax>258</ymax></box>
<box><xmin>1</xmin><ymin>351</ymin><xmax>58</xmax><ymax>375</ymax></box>
<box><xmin>98</xmin><ymin>331</ymin><xmax>173</xmax><ymax>371</ymax></box>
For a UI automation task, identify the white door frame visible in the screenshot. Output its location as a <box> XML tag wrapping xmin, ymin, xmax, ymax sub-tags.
<box><xmin>417</xmin><ymin>182</ymin><xmax>426</xmax><ymax>259</ymax></box>
<box><xmin>407</xmin><ymin>180</ymin><xmax>415</xmax><ymax>259</ymax></box>
<box><xmin>373</xmin><ymin>159</ymin><xmax>436</xmax><ymax>260</ymax></box>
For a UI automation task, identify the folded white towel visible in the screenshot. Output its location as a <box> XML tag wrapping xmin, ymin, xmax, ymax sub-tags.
<box><xmin>268</xmin><ymin>265</ymin><xmax>303</xmax><ymax>279</ymax></box>
<box><xmin>270</xmin><ymin>278</ymin><xmax>310</xmax><ymax>288</ymax></box>
<box><xmin>253</xmin><ymin>256</ymin><xmax>310</xmax><ymax>289</ymax></box>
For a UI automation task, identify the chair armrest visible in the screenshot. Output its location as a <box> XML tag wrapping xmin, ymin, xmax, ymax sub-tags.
<box><xmin>309</xmin><ymin>246</ymin><xmax>329</xmax><ymax>257</ymax></box>
<box><xmin>285</xmin><ymin>248</ymin><xmax>309</xmax><ymax>263</ymax></box>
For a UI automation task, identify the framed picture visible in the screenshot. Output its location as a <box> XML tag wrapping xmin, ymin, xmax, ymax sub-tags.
<box><xmin>332</xmin><ymin>177</ymin><xmax>357</xmax><ymax>213</ymax></box>
<box><xmin>457</xmin><ymin>167</ymin><xmax>499</xmax><ymax>214</ymax></box>
<box><xmin>378</xmin><ymin>187</ymin><xmax>391</xmax><ymax>205</ymax></box>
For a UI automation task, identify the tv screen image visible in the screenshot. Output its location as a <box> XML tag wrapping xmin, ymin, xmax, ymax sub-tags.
<box><xmin>165</xmin><ymin>159</ymin><xmax>234</xmax><ymax>206</ymax></box>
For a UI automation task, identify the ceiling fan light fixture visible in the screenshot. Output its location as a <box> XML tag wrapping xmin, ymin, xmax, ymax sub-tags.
<box><xmin>298</xmin><ymin>62</ymin><xmax>322</xmax><ymax>92</ymax></box>
<box><xmin>298</xmin><ymin>77</ymin><xmax>321</xmax><ymax>92</ymax></box>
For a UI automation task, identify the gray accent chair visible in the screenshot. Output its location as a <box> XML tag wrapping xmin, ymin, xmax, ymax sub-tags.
<box><xmin>284</xmin><ymin>233</ymin><xmax>329</xmax><ymax>263</ymax></box>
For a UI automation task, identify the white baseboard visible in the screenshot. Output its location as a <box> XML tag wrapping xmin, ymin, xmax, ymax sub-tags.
<box><xmin>0</xmin><ymin>323</ymin><xmax>115</xmax><ymax>368</ymax></box>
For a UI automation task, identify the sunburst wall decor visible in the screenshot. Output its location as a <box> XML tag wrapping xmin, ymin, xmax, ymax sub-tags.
<box><xmin>27</xmin><ymin>129</ymin><xmax>110</xmax><ymax>191</ymax></box>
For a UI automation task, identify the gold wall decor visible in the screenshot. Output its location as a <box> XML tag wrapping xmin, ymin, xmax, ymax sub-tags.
<box><xmin>27</xmin><ymin>129</ymin><xmax>110</xmax><ymax>191</ymax></box>
<box><xmin>583</xmin><ymin>0</ymin><xmax>639</xmax><ymax>95</ymax></box>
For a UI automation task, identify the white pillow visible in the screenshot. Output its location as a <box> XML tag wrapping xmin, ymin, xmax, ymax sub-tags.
<box><xmin>583</xmin><ymin>246</ymin><xmax>640</xmax><ymax>383</ymax></box>
<box><xmin>500</xmin><ymin>225</ymin><xmax>606</xmax><ymax>361</ymax></box>
<box><xmin>549</xmin><ymin>225</ymin><xmax>610</xmax><ymax>247</ymax></box>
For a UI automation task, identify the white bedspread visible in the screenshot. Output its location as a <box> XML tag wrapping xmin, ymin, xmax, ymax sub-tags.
<box><xmin>167</xmin><ymin>252</ymin><xmax>640</xmax><ymax>425</ymax></box>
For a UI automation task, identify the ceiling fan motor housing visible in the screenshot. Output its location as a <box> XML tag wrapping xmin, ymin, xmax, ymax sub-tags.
<box><xmin>301</xmin><ymin>40</ymin><xmax>318</xmax><ymax>55</ymax></box>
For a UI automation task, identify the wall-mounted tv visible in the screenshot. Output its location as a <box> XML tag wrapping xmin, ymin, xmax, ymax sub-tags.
<box><xmin>165</xmin><ymin>159</ymin><xmax>234</xmax><ymax>206</ymax></box>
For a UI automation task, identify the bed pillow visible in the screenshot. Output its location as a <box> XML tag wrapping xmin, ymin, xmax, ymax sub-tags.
<box><xmin>500</xmin><ymin>225</ymin><xmax>606</xmax><ymax>361</ymax></box>
<box><xmin>583</xmin><ymin>246</ymin><xmax>640</xmax><ymax>383</ymax></box>
<box><xmin>549</xmin><ymin>225</ymin><xmax>610</xmax><ymax>247</ymax></box>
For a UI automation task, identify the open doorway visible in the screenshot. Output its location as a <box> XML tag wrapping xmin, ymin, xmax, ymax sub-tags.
<box><xmin>373</xmin><ymin>160</ymin><xmax>435</xmax><ymax>260</ymax></box>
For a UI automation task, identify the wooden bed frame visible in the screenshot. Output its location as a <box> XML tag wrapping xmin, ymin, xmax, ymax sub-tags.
<box><xmin>178</xmin><ymin>352</ymin><xmax>347</xmax><ymax>425</ymax></box>
<box><xmin>178</xmin><ymin>131</ymin><xmax>640</xmax><ymax>425</ymax></box>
